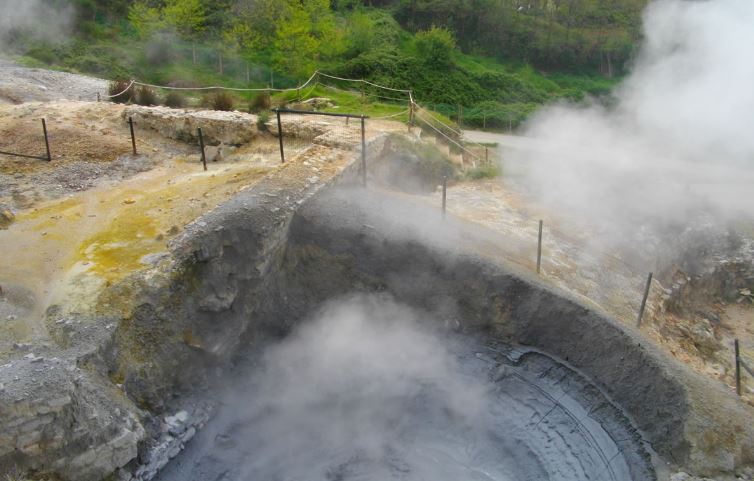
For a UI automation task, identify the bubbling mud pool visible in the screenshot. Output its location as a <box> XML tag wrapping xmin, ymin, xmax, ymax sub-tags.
<box><xmin>155</xmin><ymin>296</ymin><xmax>653</xmax><ymax>481</ymax></box>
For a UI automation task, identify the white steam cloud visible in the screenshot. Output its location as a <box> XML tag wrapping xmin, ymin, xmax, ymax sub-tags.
<box><xmin>510</xmin><ymin>0</ymin><xmax>754</xmax><ymax>245</ymax></box>
<box><xmin>0</xmin><ymin>0</ymin><xmax>74</xmax><ymax>51</ymax></box>
<box><xmin>216</xmin><ymin>295</ymin><xmax>499</xmax><ymax>480</ymax></box>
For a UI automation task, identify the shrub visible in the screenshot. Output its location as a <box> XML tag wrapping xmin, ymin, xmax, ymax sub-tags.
<box><xmin>108</xmin><ymin>79</ymin><xmax>134</xmax><ymax>104</ymax></box>
<box><xmin>135</xmin><ymin>85</ymin><xmax>157</xmax><ymax>106</ymax></box>
<box><xmin>464</xmin><ymin>163</ymin><xmax>501</xmax><ymax>180</ymax></box>
<box><xmin>415</xmin><ymin>26</ymin><xmax>456</xmax><ymax>67</ymax></box>
<box><xmin>256</xmin><ymin>110</ymin><xmax>270</xmax><ymax>130</ymax></box>
<box><xmin>164</xmin><ymin>91</ymin><xmax>186</xmax><ymax>108</ymax></box>
<box><xmin>203</xmin><ymin>91</ymin><xmax>235</xmax><ymax>111</ymax></box>
<box><xmin>249</xmin><ymin>91</ymin><xmax>271</xmax><ymax>113</ymax></box>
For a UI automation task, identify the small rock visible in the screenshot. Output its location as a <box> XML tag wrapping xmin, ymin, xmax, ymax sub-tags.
<box><xmin>123</xmin><ymin>198</ymin><xmax>136</xmax><ymax>204</ymax></box>
<box><xmin>0</xmin><ymin>209</ymin><xmax>15</xmax><ymax>228</ymax></box>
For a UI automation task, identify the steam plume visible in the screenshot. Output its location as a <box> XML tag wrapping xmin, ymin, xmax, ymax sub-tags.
<box><xmin>221</xmin><ymin>295</ymin><xmax>492</xmax><ymax>480</ymax></box>
<box><xmin>0</xmin><ymin>0</ymin><xmax>74</xmax><ymax>51</ymax></box>
<box><xmin>510</xmin><ymin>0</ymin><xmax>754</xmax><ymax>256</ymax></box>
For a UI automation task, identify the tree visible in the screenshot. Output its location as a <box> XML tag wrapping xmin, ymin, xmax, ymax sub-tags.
<box><xmin>272</xmin><ymin>0</ymin><xmax>344</xmax><ymax>80</ymax></box>
<box><xmin>415</xmin><ymin>26</ymin><xmax>456</xmax><ymax>67</ymax></box>
<box><xmin>274</xmin><ymin>3</ymin><xmax>319</xmax><ymax>80</ymax></box>
<box><xmin>162</xmin><ymin>0</ymin><xmax>207</xmax><ymax>64</ymax></box>
<box><xmin>128</xmin><ymin>0</ymin><xmax>163</xmax><ymax>39</ymax></box>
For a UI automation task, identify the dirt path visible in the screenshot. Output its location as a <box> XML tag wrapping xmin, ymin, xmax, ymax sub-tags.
<box><xmin>0</xmin><ymin>59</ymin><xmax>107</xmax><ymax>104</ymax></box>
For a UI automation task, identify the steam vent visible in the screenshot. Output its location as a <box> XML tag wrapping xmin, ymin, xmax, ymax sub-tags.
<box><xmin>3</xmin><ymin>1</ymin><xmax>754</xmax><ymax>478</ymax></box>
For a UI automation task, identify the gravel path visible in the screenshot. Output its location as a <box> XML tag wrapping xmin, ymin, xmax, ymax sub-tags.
<box><xmin>0</xmin><ymin>58</ymin><xmax>107</xmax><ymax>104</ymax></box>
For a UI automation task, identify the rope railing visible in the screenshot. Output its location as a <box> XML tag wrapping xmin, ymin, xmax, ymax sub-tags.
<box><xmin>372</xmin><ymin>109</ymin><xmax>410</xmax><ymax>120</ymax></box>
<box><xmin>414</xmin><ymin>109</ymin><xmax>481</xmax><ymax>161</ymax></box>
<box><xmin>107</xmin><ymin>71</ymin><xmax>411</xmax><ymax>101</ymax></box>
<box><xmin>130</xmin><ymin>71</ymin><xmax>319</xmax><ymax>93</ymax></box>
<box><xmin>414</xmin><ymin>104</ymin><xmax>499</xmax><ymax>164</ymax></box>
<box><xmin>104</xmin><ymin>79</ymin><xmax>135</xmax><ymax>99</ymax></box>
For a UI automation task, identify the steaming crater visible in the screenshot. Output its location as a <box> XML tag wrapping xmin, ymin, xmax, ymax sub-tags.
<box><xmin>156</xmin><ymin>296</ymin><xmax>649</xmax><ymax>481</ymax></box>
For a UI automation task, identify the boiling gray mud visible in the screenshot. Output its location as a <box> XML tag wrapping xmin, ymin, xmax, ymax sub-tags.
<box><xmin>155</xmin><ymin>295</ymin><xmax>652</xmax><ymax>481</ymax></box>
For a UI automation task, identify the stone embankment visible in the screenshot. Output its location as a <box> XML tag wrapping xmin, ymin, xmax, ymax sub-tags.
<box><xmin>2</xmin><ymin>98</ymin><xmax>754</xmax><ymax>481</ymax></box>
<box><xmin>0</xmin><ymin>105</ymin><xmax>386</xmax><ymax>481</ymax></box>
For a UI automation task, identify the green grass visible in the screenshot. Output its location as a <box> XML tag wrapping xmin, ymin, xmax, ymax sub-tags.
<box><xmin>273</xmin><ymin>85</ymin><xmax>411</xmax><ymax>120</ymax></box>
<box><xmin>463</xmin><ymin>163</ymin><xmax>501</xmax><ymax>180</ymax></box>
<box><xmin>12</xmin><ymin>18</ymin><xmax>621</xmax><ymax>133</ymax></box>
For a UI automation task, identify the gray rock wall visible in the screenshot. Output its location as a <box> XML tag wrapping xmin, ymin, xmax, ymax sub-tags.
<box><xmin>280</xmin><ymin>186</ymin><xmax>754</xmax><ymax>478</ymax></box>
<box><xmin>122</xmin><ymin>106</ymin><xmax>259</xmax><ymax>145</ymax></box>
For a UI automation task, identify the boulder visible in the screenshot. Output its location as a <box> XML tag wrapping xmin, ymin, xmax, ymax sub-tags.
<box><xmin>123</xmin><ymin>106</ymin><xmax>259</xmax><ymax>146</ymax></box>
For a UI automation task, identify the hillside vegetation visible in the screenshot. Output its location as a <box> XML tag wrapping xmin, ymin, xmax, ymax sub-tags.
<box><xmin>7</xmin><ymin>0</ymin><xmax>646</xmax><ymax>129</ymax></box>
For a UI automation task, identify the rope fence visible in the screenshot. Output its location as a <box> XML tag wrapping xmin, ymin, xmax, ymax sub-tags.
<box><xmin>99</xmin><ymin>70</ymin><xmax>502</xmax><ymax>169</ymax></box>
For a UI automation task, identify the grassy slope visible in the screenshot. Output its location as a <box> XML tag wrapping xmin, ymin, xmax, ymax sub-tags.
<box><xmin>12</xmin><ymin>18</ymin><xmax>621</xmax><ymax>133</ymax></box>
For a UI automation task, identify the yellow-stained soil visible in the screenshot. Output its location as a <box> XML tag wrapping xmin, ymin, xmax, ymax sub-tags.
<box><xmin>0</xmin><ymin>158</ymin><xmax>273</xmax><ymax>348</ymax></box>
<box><xmin>0</xmin><ymin>101</ymin><xmax>288</xmax><ymax>357</ymax></box>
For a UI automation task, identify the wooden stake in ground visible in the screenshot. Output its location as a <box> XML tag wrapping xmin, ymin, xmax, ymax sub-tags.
<box><xmin>198</xmin><ymin>127</ymin><xmax>207</xmax><ymax>171</ymax></box>
<box><xmin>637</xmin><ymin>272</ymin><xmax>653</xmax><ymax>327</ymax></box>
<box><xmin>536</xmin><ymin>220</ymin><xmax>543</xmax><ymax>274</ymax></box>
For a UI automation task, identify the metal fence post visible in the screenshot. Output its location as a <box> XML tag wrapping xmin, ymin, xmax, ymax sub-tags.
<box><xmin>637</xmin><ymin>272</ymin><xmax>653</xmax><ymax>327</ymax></box>
<box><xmin>128</xmin><ymin>117</ymin><xmax>137</xmax><ymax>155</ymax></box>
<box><xmin>442</xmin><ymin>177</ymin><xmax>447</xmax><ymax>217</ymax></box>
<box><xmin>276</xmin><ymin>109</ymin><xmax>285</xmax><ymax>164</ymax></box>
<box><xmin>41</xmin><ymin>119</ymin><xmax>51</xmax><ymax>162</ymax></box>
<box><xmin>197</xmin><ymin>127</ymin><xmax>207</xmax><ymax>171</ymax></box>
<box><xmin>536</xmin><ymin>220</ymin><xmax>543</xmax><ymax>274</ymax></box>
<box><xmin>361</xmin><ymin>116</ymin><xmax>367</xmax><ymax>187</ymax></box>
<box><xmin>408</xmin><ymin>99</ymin><xmax>414</xmax><ymax>133</ymax></box>
<box><xmin>736</xmin><ymin>339</ymin><xmax>742</xmax><ymax>396</ymax></box>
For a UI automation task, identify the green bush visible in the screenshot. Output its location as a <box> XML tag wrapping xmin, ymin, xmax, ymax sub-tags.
<box><xmin>256</xmin><ymin>110</ymin><xmax>270</xmax><ymax>130</ymax></box>
<box><xmin>212</xmin><ymin>91</ymin><xmax>235</xmax><ymax>111</ymax></box>
<box><xmin>464</xmin><ymin>163</ymin><xmax>501</xmax><ymax>180</ymax></box>
<box><xmin>164</xmin><ymin>91</ymin><xmax>186</xmax><ymax>108</ymax></box>
<box><xmin>108</xmin><ymin>79</ymin><xmax>135</xmax><ymax>104</ymax></box>
<box><xmin>135</xmin><ymin>85</ymin><xmax>157</xmax><ymax>106</ymax></box>
<box><xmin>202</xmin><ymin>91</ymin><xmax>235</xmax><ymax>111</ymax></box>
<box><xmin>415</xmin><ymin>26</ymin><xmax>456</xmax><ymax>67</ymax></box>
<box><xmin>249</xmin><ymin>91</ymin><xmax>271</xmax><ymax>113</ymax></box>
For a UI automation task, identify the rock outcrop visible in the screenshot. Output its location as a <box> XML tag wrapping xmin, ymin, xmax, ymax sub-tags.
<box><xmin>123</xmin><ymin>106</ymin><xmax>260</xmax><ymax>145</ymax></box>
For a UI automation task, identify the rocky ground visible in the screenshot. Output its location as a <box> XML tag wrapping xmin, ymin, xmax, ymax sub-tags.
<box><xmin>0</xmin><ymin>100</ymin><xmax>284</xmax><ymax>359</ymax></box>
<box><xmin>1</xmin><ymin>62</ymin><xmax>752</xmax><ymax>481</ymax></box>
<box><xmin>0</xmin><ymin>58</ymin><xmax>107</xmax><ymax>104</ymax></box>
<box><xmin>419</xmin><ymin>177</ymin><xmax>754</xmax><ymax>406</ymax></box>
<box><xmin>0</xmin><ymin>64</ymin><xmax>410</xmax><ymax>480</ymax></box>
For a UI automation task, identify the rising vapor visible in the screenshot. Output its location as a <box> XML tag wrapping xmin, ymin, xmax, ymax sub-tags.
<box><xmin>0</xmin><ymin>0</ymin><xmax>74</xmax><ymax>51</ymax></box>
<box><xmin>509</xmin><ymin>0</ymin><xmax>754</xmax><ymax>256</ymax></box>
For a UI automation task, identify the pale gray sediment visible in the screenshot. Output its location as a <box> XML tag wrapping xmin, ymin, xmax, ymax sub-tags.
<box><xmin>155</xmin><ymin>333</ymin><xmax>652</xmax><ymax>481</ymax></box>
<box><xmin>3</xmin><ymin>132</ymin><xmax>754</xmax><ymax>480</ymax></box>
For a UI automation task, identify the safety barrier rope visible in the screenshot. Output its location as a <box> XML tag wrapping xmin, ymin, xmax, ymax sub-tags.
<box><xmin>414</xmin><ymin>109</ymin><xmax>481</xmax><ymax>161</ymax></box>
<box><xmin>414</xmin><ymin>104</ymin><xmax>494</xmax><ymax>161</ymax></box>
<box><xmin>130</xmin><ymin>71</ymin><xmax>319</xmax><ymax>93</ymax></box>
<box><xmin>317</xmin><ymin>72</ymin><xmax>412</xmax><ymax>95</ymax></box>
<box><xmin>372</xmin><ymin>109</ymin><xmax>410</xmax><ymax>120</ymax></box>
<box><xmin>103</xmin><ymin>79</ymin><xmax>135</xmax><ymax>98</ymax></box>
<box><xmin>105</xmin><ymin>71</ymin><xmax>412</xmax><ymax>102</ymax></box>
